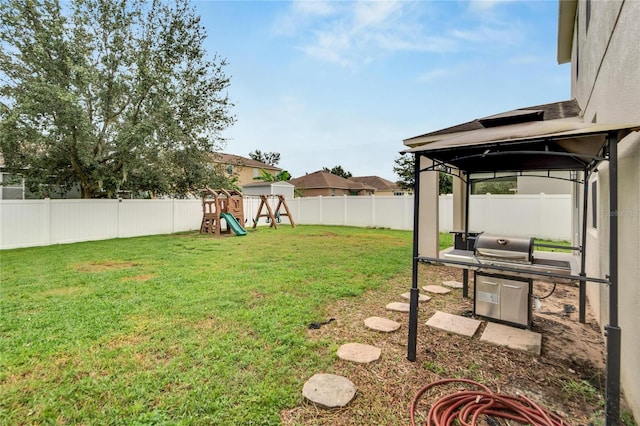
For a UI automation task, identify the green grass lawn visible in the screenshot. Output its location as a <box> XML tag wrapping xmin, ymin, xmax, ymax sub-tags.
<box><xmin>1</xmin><ymin>225</ymin><xmax>431</xmax><ymax>425</ymax></box>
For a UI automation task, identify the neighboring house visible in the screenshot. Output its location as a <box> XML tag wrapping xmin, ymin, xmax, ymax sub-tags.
<box><xmin>289</xmin><ymin>170</ymin><xmax>376</xmax><ymax>197</ymax></box>
<box><xmin>0</xmin><ymin>152</ymin><xmax>81</xmax><ymax>199</ymax></box>
<box><xmin>213</xmin><ymin>153</ymin><xmax>283</xmax><ymax>188</ymax></box>
<box><xmin>558</xmin><ymin>0</ymin><xmax>640</xmax><ymax>421</ymax></box>
<box><xmin>349</xmin><ymin>176</ymin><xmax>405</xmax><ymax>196</ymax></box>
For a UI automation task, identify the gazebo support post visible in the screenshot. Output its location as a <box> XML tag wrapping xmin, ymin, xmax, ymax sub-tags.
<box><xmin>407</xmin><ymin>153</ymin><xmax>422</xmax><ymax>362</ymax></box>
<box><xmin>579</xmin><ymin>169</ymin><xmax>590</xmax><ymax>324</ymax></box>
<box><xmin>605</xmin><ymin>132</ymin><xmax>621</xmax><ymax>425</ymax></box>
<box><xmin>462</xmin><ymin>174</ymin><xmax>471</xmax><ymax>298</ymax></box>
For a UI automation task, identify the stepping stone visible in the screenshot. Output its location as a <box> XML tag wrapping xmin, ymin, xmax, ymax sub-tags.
<box><xmin>442</xmin><ymin>280</ymin><xmax>463</xmax><ymax>289</ymax></box>
<box><xmin>426</xmin><ymin>311</ymin><xmax>481</xmax><ymax>337</ymax></box>
<box><xmin>423</xmin><ymin>285</ymin><xmax>452</xmax><ymax>294</ymax></box>
<box><xmin>337</xmin><ymin>343</ymin><xmax>381</xmax><ymax>363</ymax></box>
<box><xmin>364</xmin><ymin>316</ymin><xmax>401</xmax><ymax>332</ymax></box>
<box><xmin>480</xmin><ymin>322</ymin><xmax>542</xmax><ymax>355</ymax></box>
<box><xmin>386</xmin><ymin>302</ymin><xmax>410</xmax><ymax>312</ymax></box>
<box><xmin>400</xmin><ymin>292</ymin><xmax>431</xmax><ymax>302</ymax></box>
<box><xmin>302</xmin><ymin>373</ymin><xmax>357</xmax><ymax>408</ymax></box>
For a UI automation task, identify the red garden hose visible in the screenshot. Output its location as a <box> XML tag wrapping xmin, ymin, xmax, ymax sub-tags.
<box><xmin>410</xmin><ymin>378</ymin><xmax>571</xmax><ymax>426</ymax></box>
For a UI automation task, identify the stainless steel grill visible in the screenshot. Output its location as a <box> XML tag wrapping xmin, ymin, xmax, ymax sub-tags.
<box><xmin>474</xmin><ymin>235</ymin><xmax>534</xmax><ymax>264</ymax></box>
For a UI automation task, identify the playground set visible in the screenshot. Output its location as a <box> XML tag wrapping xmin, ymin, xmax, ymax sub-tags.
<box><xmin>199</xmin><ymin>188</ymin><xmax>295</xmax><ymax>237</ymax></box>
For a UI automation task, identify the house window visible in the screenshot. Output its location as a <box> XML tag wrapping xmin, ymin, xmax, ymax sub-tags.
<box><xmin>253</xmin><ymin>168</ymin><xmax>260</xmax><ymax>178</ymax></box>
<box><xmin>591</xmin><ymin>180</ymin><xmax>597</xmax><ymax>228</ymax></box>
<box><xmin>331</xmin><ymin>189</ymin><xmax>336</xmax><ymax>196</ymax></box>
<box><xmin>1</xmin><ymin>172</ymin><xmax>25</xmax><ymax>200</ymax></box>
<box><xmin>225</xmin><ymin>165</ymin><xmax>233</xmax><ymax>175</ymax></box>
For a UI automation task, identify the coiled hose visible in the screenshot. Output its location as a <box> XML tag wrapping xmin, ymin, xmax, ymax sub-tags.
<box><xmin>410</xmin><ymin>378</ymin><xmax>571</xmax><ymax>426</ymax></box>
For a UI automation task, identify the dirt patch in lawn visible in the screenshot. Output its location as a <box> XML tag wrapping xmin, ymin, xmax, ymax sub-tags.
<box><xmin>281</xmin><ymin>263</ymin><xmax>627</xmax><ymax>425</ymax></box>
<box><xmin>74</xmin><ymin>260</ymin><xmax>139</xmax><ymax>272</ymax></box>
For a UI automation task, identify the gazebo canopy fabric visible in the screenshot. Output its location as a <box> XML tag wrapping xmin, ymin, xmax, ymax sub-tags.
<box><xmin>404</xmin><ymin>119</ymin><xmax>639</xmax><ymax>173</ymax></box>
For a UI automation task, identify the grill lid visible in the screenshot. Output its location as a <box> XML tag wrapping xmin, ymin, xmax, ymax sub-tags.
<box><xmin>474</xmin><ymin>235</ymin><xmax>534</xmax><ymax>263</ymax></box>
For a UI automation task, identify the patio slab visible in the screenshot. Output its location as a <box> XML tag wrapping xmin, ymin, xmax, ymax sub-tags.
<box><xmin>364</xmin><ymin>316</ymin><xmax>401</xmax><ymax>332</ymax></box>
<box><xmin>302</xmin><ymin>373</ymin><xmax>357</xmax><ymax>408</ymax></box>
<box><xmin>337</xmin><ymin>343</ymin><xmax>381</xmax><ymax>363</ymax></box>
<box><xmin>480</xmin><ymin>322</ymin><xmax>542</xmax><ymax>355</ymax></box>
<box><xmin>386</xmin><ymin>302</ymin><xmax>410</xmax><ymax>312</ymax></box>
<box><xmin>425</xmin><ymin>311</ymin><xmax>481</xmax><ymax>337</ymax></box>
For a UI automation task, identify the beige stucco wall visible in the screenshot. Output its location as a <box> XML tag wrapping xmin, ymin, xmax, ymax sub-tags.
<box><xmin>571</xmin><ymin>0</ymin><xmax>640</xmax><ymax>419</ymax></box>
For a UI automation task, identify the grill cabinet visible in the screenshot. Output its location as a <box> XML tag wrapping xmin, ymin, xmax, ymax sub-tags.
<box><xmin>474</xmin><ymin>272</ymin><xmax>532</xmax><ymax>328</ymax></box>
<box><xmin>473</xmin><ymin>235</ymin><xmax>534</xmax><ymax>328</ymax></box>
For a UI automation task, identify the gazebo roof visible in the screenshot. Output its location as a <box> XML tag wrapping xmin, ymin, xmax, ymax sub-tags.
<box><xmin>404</xmin><ymin>118</ymin><xmax>639</xmax><ymax>173</ymax></box>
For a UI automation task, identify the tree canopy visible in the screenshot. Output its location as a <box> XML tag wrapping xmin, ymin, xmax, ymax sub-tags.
<box><xmin>323</xmin><ymin>165</ymin><xmax>352</xmax><ymax>179</ymax></box>
<box><xmin>393</xmin><ymin>154</ymin><xmax>452</xmax><ymax>194</ymax></box>
<box><xmin>0</xmin><ymin>0</ymin><xmax>235</xmax><ymax>198</ymax></box>
<box><xmin>248</xmin><ymin>150</ymin><xmax>280</xmax><ymax>167</ymax></box>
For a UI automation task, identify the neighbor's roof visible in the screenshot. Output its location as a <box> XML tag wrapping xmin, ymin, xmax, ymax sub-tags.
<box><xmin>289</xmin><ymin>171</ymin><xmax>376</xmax><ymax>191</ymax></box>
<box><xmin>213</xmin><ymin>153</ymin><xmax>282</xmax><ymax>171</ymax></box>
<box><xmin>350</xmin><ymin>176</ymin><xmax>400</xmax><ymax>191</ymax></box>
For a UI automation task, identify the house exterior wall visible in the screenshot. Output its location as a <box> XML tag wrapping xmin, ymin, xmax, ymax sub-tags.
<box><xmin>223</xmin><ymin>164</ymin><xmax>280</xmax><ymax>188</ymax></box>
<box><xmin>570</xmin><ymin>0</ymin><xmax>640</xmax><ymax>419</ymax></box>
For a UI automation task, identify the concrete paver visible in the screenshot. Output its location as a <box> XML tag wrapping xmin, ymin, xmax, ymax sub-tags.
<box><xmin>364</xmin><ymin>316</ymin><xmax>401</xmax><ymax>332</ymax></box>
<box><xmin>400</xmin><ymin>292</ymin><xmax>431</xmax><ymax>302</ymax></box>
<box><xmin>337</xmin><ymin>343</ymin><xmax>381</xmax><ymax>363</ymax></box>
<box><xmin>423</xmin><ymin>285</ymin><xmax>452</xmax><ymax>294</ymax></box>
<box><xmin>425</xmin><ymin>311</ymin><xmax>481</xmax><ymax>337</ymax></box>
<box><xmin>302</xmin><ymin>373</ymin><xmax>357</xmax><ymax>408</ymax></box>
<box><xmin>480</xmin><ymin>322</ymin><xmax>542</xmax><ymax>355</ymax></box>
<box><xmin>386</xmin><ymin>302</ymin><xmax>410</xmax><ymax>312</ymax></box>
<box><xmin>442</xmin><ymin>280</ymin><xmax>464</xmax><ymax>289</ymax></box>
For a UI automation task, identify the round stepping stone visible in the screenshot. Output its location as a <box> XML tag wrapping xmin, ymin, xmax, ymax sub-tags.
<box><xmin>364</xmin><ymin>316</ymin><xmax>401</xmax><ymax>332</ymax></box>
<box><xmin>423</xmin><ymin>285</ymin><xmax>452</xmax><ymax>294</ymax></box>
<box><xmin>302</xmin><ymin>373</ymin><xmax>357</xmax><ymax>408</ymax></box>
<box><xmin>386</xmin><ymin>302</ymin><xmax>410</xmax><ymax>312</ymax></box>
<box><xmin>400</xmin><ymin>292</ymin><xmax>431</xmax><ymax>302</ymax></box>
<box><xmin>337</xmin><ymin>343</ymin><xmax>381</xmax><ymax>363</ymax></box>
<box><xmin>443</xmin><ymin>280</ymin><xmax>463</xmax><ymax>289</ymax></box>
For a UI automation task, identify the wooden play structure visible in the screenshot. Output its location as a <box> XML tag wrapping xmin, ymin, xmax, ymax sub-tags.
<box><xmin>251</xmin><ymin>195</ymin><xmax>295</xmax><ymax>229</ymax></box>
<box><xmin>199</xmin><ymin>188</ymin><xmax>247</xmax><ymax>236</ymax></box>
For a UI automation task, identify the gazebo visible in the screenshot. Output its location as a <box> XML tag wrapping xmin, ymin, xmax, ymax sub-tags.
<box><xmin>404</xmin><ymin>109</ymin><xmax>639</xmax><ymax>425</ymax></box>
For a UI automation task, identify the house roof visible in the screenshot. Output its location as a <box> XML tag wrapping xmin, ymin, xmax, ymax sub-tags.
<box><xmin>213</xmin><ymin>153</ymin><xmax>282</xmax><ymax>171</ymax></box>
<box><xmin>403</xmin><ymin>100</ymin><xmax>581</xmax><ymax>147</ymax></box>
<box><xmin>289</xmin><ymin>171</ymin><xmax>376</xmax><ymax>191</ymax></box>
<box><xmin>350</xmin><ymin>176</ymin><xmax>400</xmax><ymax>192</ymax></box>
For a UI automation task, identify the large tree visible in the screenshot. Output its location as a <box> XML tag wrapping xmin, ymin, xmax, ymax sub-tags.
<box><xmin>0</xmin><ymin>0</ymin><xmax>235</xmax><ymax>198</ymax></box>
<box><xmin>323</xmin><ymin>165</ymin><xmax>352</xmax><ymax>179</ymax></box>
<box><xmin>248</xmin><ymin>150</ymin><xmax>280</xmax><ymax>167</ymax></box>
<box><xmin>393</xmin><ymin>154</ymin><xmax>452</xmax><ymax>194</ymax></box>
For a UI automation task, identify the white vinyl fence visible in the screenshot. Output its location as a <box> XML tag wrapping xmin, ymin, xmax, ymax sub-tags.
<box><xmin>0</xmin><ymin>194</ymin><xmax>572</xmax><ymax>250</ymax></box>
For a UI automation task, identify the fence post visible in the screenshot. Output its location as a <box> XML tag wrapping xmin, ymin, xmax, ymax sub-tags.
<box><xmin>371</xmin><ymin>195</ymin><xmax>376</xmax><ymax>227</ymax></box>
<box><xmin>343</xmin><ymin>195</ymin><xmax>348</xmax><ymax>226</ymax></box>
<box><xmin>44</xmin><ymin>198</ymin><xmax>51</xmax><ymax>246</ymax></box>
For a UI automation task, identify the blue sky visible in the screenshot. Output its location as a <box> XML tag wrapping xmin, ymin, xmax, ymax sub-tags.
<box><xmin>195</xmin><ymin>0</ymin><xmax>570</xmax><ymax>181</ymax></box>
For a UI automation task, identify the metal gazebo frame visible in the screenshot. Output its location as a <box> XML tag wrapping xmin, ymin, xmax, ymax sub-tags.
<box><xmin>405</xmin><ymin>122</ymin><xmax>639</xmax><ymax>425</ymax></box>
